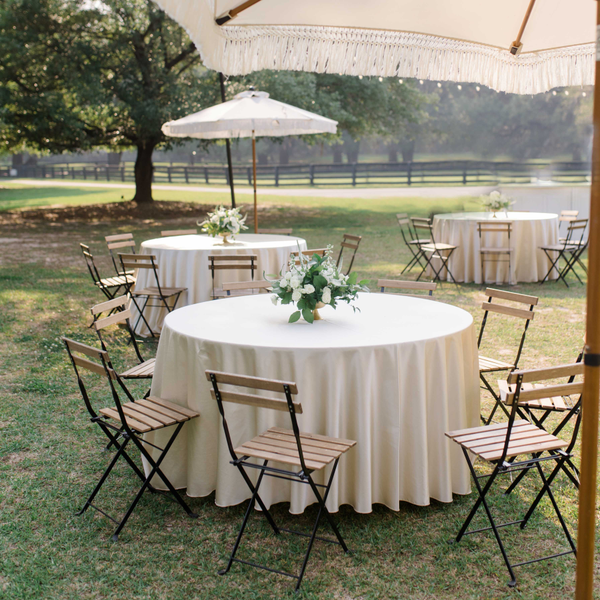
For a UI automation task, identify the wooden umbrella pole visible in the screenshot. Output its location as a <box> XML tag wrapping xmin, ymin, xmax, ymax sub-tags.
<box><xmin>575</xmin><ymin>2</ymin><xmax>600</xmax><ymax>598</ymax></box>
<box><xmin>252</xmin><ymin>131</ymin><xmax>258</xmax><ymax>233</ymax></box>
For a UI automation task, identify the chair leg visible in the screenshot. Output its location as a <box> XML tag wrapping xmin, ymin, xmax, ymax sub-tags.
<box><xmin>131</xmin><ymin>295</ymin><xmax>154</xmax><ymax>337</ymax></box>
<box><xmin>480</xmin><ymin>373</ymin><xmax>510</xmax><ymax>425</ymax></box>
<box><xmin>540</xmin><ymin>250</ymin><xmax>563</xmax><ymax>285</ymax></box>
<box><xmin>457</xmin><ymin>453</ymin><xmax>517</xmax><ymax>587</ymax></box>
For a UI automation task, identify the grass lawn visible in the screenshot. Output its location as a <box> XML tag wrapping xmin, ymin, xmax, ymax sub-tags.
<box><xmin>0</xmin><ymin>186</ymin><xmax>592</xmax><ymax>599</ymax></box>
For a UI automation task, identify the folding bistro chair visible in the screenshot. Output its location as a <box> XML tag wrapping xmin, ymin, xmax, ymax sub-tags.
<box><xmin>377</xmin><ymin>279</ymin><xmax>436</xmax><ymax>299</ymax></box>
<box><xmin>222</xmin><ymin>280</ymin><xmax>272</xmax><ymax>296</ymax></box>
<box><xmin>80</xmin><ymin>243</ymin><xmax>135</xmax><ymax>302</ymax></box>
<box><xmin>478</xmin><ymin>289</ymin><xmax>538</xmax><ymax>425</ymax></box>
<box><xmin>63</xmin><ymin>338</ymin><xmax>199</xmax><ymax>541</ymax></box>
<box><xmin>396</xmin><ymin>213</ymin><xmax>429</xmax><ymax>275</ymax></box>
<box><xmin>446</xmin><ymin>362</ymin><xmax>582</xmax><ymax>587</ymax></box>
<box><xmin>91</xmin><ymin>296</ymin><xmax>156</xmax><ymax>383</ymax></box>
<box><xmin>257</xmin><ymin>228</ymin><xmax>293</xmax><ymax>235</ymax></box>
<box><xmin>477</xmin><ymin>221</ymin><xmax>514</xmax><ymax>285</ymax></box>
<box><xmin>208</xmin><ymin>254</ymin><xmax>257</xmax><ymax>299</ymax></box>
<box><xmin>336</xmin><ymin>234</ymin><xmax>362</xmax><ymax>275</ymax></box>
<box><xmin>206</xmin><ymin>370</ymin><xmax>356</xmax><ymax>591</ymax></box>
<box><xmin>410</xmin><ymin>217</ymin><xmax>458</xmax><ymax>284</ymax></box>
<box><xmin>558</xmin><ymin>210</ymin><xmax>579</xmax><ymax>241</ymax></box>
<box><xmin>160</xmin><ymin>229</ymin><xmax>197</xmax><ymax>236</ymax></box>
<box><xmin>540</xmin><ymin>218</ymin><xmax>588</xmax><ymax>287</ymax></box>
<box><xmin>105</xmin><ymin>233</ymin><xmax>137</xmax><ymax>277</ymax></box>
<box><xmin>119</xmin><ymin>254</ymin><xmax>187</xmax><ymax>337</ymax></box>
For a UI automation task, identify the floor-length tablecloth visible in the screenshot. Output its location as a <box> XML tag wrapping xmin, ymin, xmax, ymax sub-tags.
<box><xmin>432</xmin><ymin>212</ymin><xmax>559</xmax><ymax>284</ymax></box>
<box><xmin>143</xmin><ymin>293</ymin><xmax>480</xmax><ymax>513</ymax></box>
<box><xmin>132</xmin><ymin>233</ymin><xmax>307</xmax><ymax>335</ymax></box>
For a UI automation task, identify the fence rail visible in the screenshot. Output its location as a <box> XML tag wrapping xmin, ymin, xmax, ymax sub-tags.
<box><xmin>2</xmin><ymin>160</ymin><xmax>591</xmax><ymax>187</ymax></box>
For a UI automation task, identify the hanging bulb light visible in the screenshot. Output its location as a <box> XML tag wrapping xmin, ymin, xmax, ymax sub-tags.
<box><xmin>419</xmin><ymin>79</ymin><xmax>424</xmax><ymax>84</ymax></box>
<box><xmin>583</xmin><ymin>92</ymin><xmax>587</xmax><ymax>97</ymax></box>
<box><xmin>565</xmin><ymin>90</ymin><xmax>569</xmax><ymax>96</ymax></box>
<box><xmin>457</xmin><ymin>84</ymin><xmax>462</xmax><ymax>90</ymax></box>
<box><xmin>378</xmin><ymin>76</ymin><xmax>383</xmax><ymax>82</ymax></box>
<box><xmin>358</xmin><ymin>75</ymin><xmax>363</xmax><ymax>80</ymax></box>
<box><xmin>475</xmin><ymin>86</ymin><xmax>481</xmax><ymax>91</ymax></box>
<box><xmin>437</xmin><ymin>82</ymin><xmax>442</xmax><ymax>88</ymax></box>
<box><xmin>552</xmin><ymin>90</ymin><xmax>557</xmax><ymax>95</ymax></box>
<box><xmin>398</xmin><ymin>78</ymin><xmax>403</xmax><ymax>84</ymax></box>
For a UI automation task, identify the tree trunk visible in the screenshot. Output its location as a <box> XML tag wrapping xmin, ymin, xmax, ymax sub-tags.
<box><xmin>400</xmin><ymin>140</ymin><xmax>415</xmax><ymax>162</ymax></box>
<box><xmin>132</xmin><ymin>141</ymin><xmax>156</xmax><ymax>204</ymax></box>
<box><xmin>332</xmin><ymin>144</ymin><xmax>343</xmax><ymax>163</ymax></box>
<box><xmin>279</xmin><ymin>139</ymin><xmax>292</xmax><ymax>165</ymax></box>
<box><xmin>387</xmin><ymin>143</ymin><xmax>399</xmax><ymax>163</ymax></box>
<box><xmin>345</xmin><ymin>139</ymin><xmax>360</xmax><ymax>163</ymax></box>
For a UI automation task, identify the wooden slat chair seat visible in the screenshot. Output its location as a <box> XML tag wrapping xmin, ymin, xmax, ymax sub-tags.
<box><xmin>91</xmin><ymin>296</ymin><xmax>156</xmax><ymax>384</ymax></box>
<box><xmin>206</xmin><ymin>369</ymin><xmax>355</xmax><ymax>591</ymax></box>
<box><xmin>336</xmin><ymin>233</ymin><xmax>362</xmax><ymax>275</ymax></box>
<box><xmin>80</xmin><ymin>243</ymin><xmax>135</xmax><ymax>302</ymax></box>
<box><xmin>410</xmin><ymin>217</ymin><xmax>458</xmax><ymax>284</ymax></box>
<box><xmin>257</xmin><ymin>228</ymin><xmax>293</xmax><ymax>235</ymax></box>
<box><xmin>161</xmin><ymin>229</ymin><xmax>198</xmax><ymax>237</ymax></box>
<box><xmin>377</xmin><ymin>279</ymin><xmax>436</xmax><ymax>299</ymax></box>
<box><xmin>208</xmin><ymin>254</ymin><xmax>258</xmax><ymax>299</ymax></box>
<box><xmin>477</xmin><ymin>288</ymin><xmax>538</xmax><ymax>424</ymax></box>
<box><xmin>119</xmin><ymin>254</ymin><xmax>187</xmax><ymax>337</ymax></box>
<box><xmin>222</xmin><ymin>279</ymin><xmax>272</xmax><ymax>297</ymax></box>
<box><xmin>105</xmin><ymin>233</ymin><xmax>137</xmax><ymax>277</ymax></box>
<box><xmin>63</xmin><ymin>338</ymin><xmax>199</xmax><ymax>541</ymax></box>
<box><xmin>446</xmin><ymin>362</ymin><xmax>581</xmax><ymax>587</ymax></box>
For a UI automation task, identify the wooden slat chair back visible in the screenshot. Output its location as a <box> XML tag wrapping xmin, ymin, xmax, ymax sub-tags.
<box><xmin>478</xmin><ymin>288</ymin><xmax>539</xmax><ymax>424</ymax></box>
<box><xmin>540</xmin><ymin>218</ymin><xmax>589</xmax><ymax>287</ymax></box>
<box><xmin>222</xmin><ymin>280</ymin><xmax>272</xmax><ymax>296</ymax></box>
<box><xmin>105</xmin><ymin>233</ymin><xmax>136</xmax><ymax>275</ymax></box>
<box><xmin>80</xmin><ymin>243</ymin><xmax>134</xmax><ymax>302</ymax></box>
<box><xmin>396</xmin><ymin>213</ymin><xmax>429</xmax><ymax>276</ymax></box>
<box><xmin>477</xmin><ymin>221</ymin><xmax>513</xmax><ymax>285</ymax></box>
<box><xmin>377</xmin><ymin>279</ymin><xmax>436</xmax><ymax>299</ymax></box>
<box><xmin>118</xmin><ymin>253</ymin><xmax>187</xmax><ymax>337</ymax></box>
<box><xmin>206</xmin><ymin>369</ymin><xmax>356</xmax><ymax>590</ymax></box>
<box><xmin>63</xmin><ymin>337</ymin><xmax>199</xmax><ymax>541</ymax></box>
<box><xmin>208</xmin><ymin>254</ymin><xmax>258</xmax><ymax>299</ymax></box>
<box><xmin>336</xmin><ymin>234</ymin><xmax>362</xmax><ymax>275</ymax></box>
<box><xmin>410</xmin><ymin>217</ymin><xmax>458</xmax><ymax>284</ymax></box>
<box><xmin>445</xmin><ymin>362</ymin><xmax>581</xmax><ymax>586</ymax></box>
<box><xmin>161</xmin><ymin>229</ymin><xmax>198</xmax><ymax>237</ymax></box>
<box><xmin>257</xmin><ymin>228</ymin><xmax>293</xmax><ymax>235</ymax></box>
<box><xmin>91</xmin><ymin>296</ymin><xmax>155</xmax><ymax>381</ymax></box>
<box><xmin>289</xmin><ymin>248</ymin><xmax>328</xmax><ymax>264</ymax></box>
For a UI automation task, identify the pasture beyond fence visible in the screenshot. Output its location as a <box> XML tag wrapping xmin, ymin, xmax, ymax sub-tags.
<box><xmin>1</xmin><ymin>160</ymin><xmax>591</xmax><ymax>187</ymax></box>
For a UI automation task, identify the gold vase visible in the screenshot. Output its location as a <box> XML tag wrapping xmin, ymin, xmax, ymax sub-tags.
<box><xmin>219</xmin><ymin>232</ymin><xmax>232</xmax><ymax>244</ymax></box>
<box><xmin>313</xmin><ymin>301</ymin><xmax>326</xmax><ymax>321</ymax></box>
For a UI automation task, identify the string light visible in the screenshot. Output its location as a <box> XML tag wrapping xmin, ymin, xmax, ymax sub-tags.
<box><xmin>552</xmin><ymin>90</ymin><xmax>557</xmax><ymax>95</ymax></box>
<box><xmin>419</xmin><ymin>79</ymin><xmax>424</xmax><ymax>84</ymax></box>
<box><xmin>564</xmin><ymin>90</ymin><xmax>569</xmax><ymax>96</ymax></box>
<box><xmin>437</xmin><ymin>82</ymin><xmax>442</xmax><ymax>87</ymax></box>
<box><xmin>457</xmin><ymin>84</ymin><xmax>462</xmax><ymax>90</ymax></box>
<box><xmin>583</xmin><ymin>92</ymin><xmax>587</xmax><ymax>97</ymax></box>
<box><xmin>475</xmin><ymin>86</ymin><xmax>480</xmax><ymax>91</ymax></box>
<box><xmin>398</xmin><ymin>78</ymin><xmax>403</xmax><ymax>84</ymax></box>
<box><xmin>358</xmin><ymin>75</ymin><xmax>363</xmax><ymax>79</ymax></box>
<box><xmin>378</xmin><ymin>76</ymin><xmax>383</xmax><ymax>82</ymax></box>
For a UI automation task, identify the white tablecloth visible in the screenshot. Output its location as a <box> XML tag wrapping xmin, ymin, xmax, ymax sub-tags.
<box><xmin>144</xmin><ymin>293</ymin><xmax>480</xmax><ymax>513</ymax></box>
<box><xmin>432</xmin><ymin>212</ymin><xmax>559</xmax><ymax>284</ymax></box>
<box><xmin>132</xmin><ymin>233</ymin><xmax>307</xmax><ymax>335</ymax></box>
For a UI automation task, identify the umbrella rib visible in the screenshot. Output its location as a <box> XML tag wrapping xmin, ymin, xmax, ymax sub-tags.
<box><xmin>510</xmin><ymin>0</ymin><xmax>537</xmax><ymax>55</ymax></box>
<box><xmin>216</xmin><ymin>0</ymin><xmax>263</xmax><ymax>26</ymax></box>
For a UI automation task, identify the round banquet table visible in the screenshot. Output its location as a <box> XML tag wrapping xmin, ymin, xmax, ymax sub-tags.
<box><xmin>432</xmin><ymin>212</ymin><xmax>559</xmax><ymax>284</ymax></box>
<box><xmin>132</xmin><ymin>233</ymin><xmax>307</xmax><ymax>335</ymax></box>
<box><xmin>143</xmin><ymin>293</ymin><xmax>480</xmax><ymax>514</ymax></box>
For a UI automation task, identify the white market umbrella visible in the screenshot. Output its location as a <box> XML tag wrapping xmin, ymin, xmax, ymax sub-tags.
<box><xmin>162</xmin><ymin>89</ymin><xmax>337</xmax><ymax>231</ymax></box>
<box><xmin>154</xmin><ymin>1</ymin><xmax>599</xmax><ymax>597</ymax></box>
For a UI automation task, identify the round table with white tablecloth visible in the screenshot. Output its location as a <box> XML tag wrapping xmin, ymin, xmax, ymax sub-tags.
<box><xmin>132</xmin><ymin>233</ymin><xmax>307</xmax><ymax>335</ymax></box>
<box><xmin>432</xmin><ymin>211</ymin><xmax>559</xmax><ymax>284</ymax></box>
<box><xmin>142</xmin><ymin>293</ymin><xmax>480</xmax><ymax>514</ymax></box>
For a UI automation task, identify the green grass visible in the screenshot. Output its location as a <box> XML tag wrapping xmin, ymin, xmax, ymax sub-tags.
<box><xmin>0</xmin><ymin>191</ymin><xmax>594</xmax><ymax>599</ymax></box>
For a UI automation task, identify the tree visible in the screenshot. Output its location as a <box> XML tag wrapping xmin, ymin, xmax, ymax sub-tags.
<box><xmin>0</xmin><ymin>0</ymin><xmax>220</xmax><ymax>202</ymax></box>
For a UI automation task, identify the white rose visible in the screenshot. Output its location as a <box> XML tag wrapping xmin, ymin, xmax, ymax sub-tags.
<box><xmin>285</xmin><ymin>271</ymin><xmax>292</xmax><ymax>281</ymax></box>
<box><xmin>279</xmin><ymin>278</ymin><xmax>288</xmax><ymax>288</ymax></box>
<box><xmin>490</xmin><ymin>191</ymin><xmax>500</xmax><ymax>200</ymax></box>
<box><xmin>292</xmin><ymin>290</ymin><xmax>302</xmax><ymax>302</ymax></box>
<box><xmin>290</xmin><ymin>277</ymin><xmax>301</xmax><ymax>289</ymax></box>
<box><xmin>210</xmin><ymin>215</ymin><xmax>219</xmax><ymax>223</ymax></box>
<box><xmin>271</xmin><ymin>295</ymin><xmax>279</xmax><ymax>305</ymax></box>
<box><xmin>303</xmin><ymin>284</ymin><xmax>315</xmax><ymax>294</ymax></box>
<box><xmin>322</xmin><ymin>287</ymin><xmax>331</xmax><ymax>304</ymax></box>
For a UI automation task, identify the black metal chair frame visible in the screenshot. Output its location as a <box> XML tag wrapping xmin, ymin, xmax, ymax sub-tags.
<box><xmin>477</xmin><ymin>221</ymin><xmax>513</xmax><ymax>286</ymax></box>
<box><xmin>63</xmin><ymin>338</ymin><xmax>198</xmax><ymax>541</ymax></box>
<box><xmin>120</xmin><ymin>253</ymin><xmax>184</xmax><ymax>337</ymax></box>
<box><xmin>478</xmin><ymin>289</ymin><xmax>537</xmax><ymax>425</ymax></box>
<box><xmin>207</xmin><ymin>371</ymin><xmax>351</xmax><ymax>591</ymax></box>
<box><xmin>449</xmin><ymin>366</ymin><xmax>580</xmax><ymax>587</ymax></box>
<box><xmin>208</xmin><ymin>254</ymin><xmax>257</xmax><ymax>299</ymax></box>
<box><xmin>411</xmin><ymin>217</ymin><xmax>457</xmax><ymax>284</ymax></box>
<box><xmin>396</xmin><ymin>213</ymin><xmax>429</xmax><ymax>275</ymax></box>
<box><xmin>80</xmin><ymin>243</ymin><xmax>134</xmax><ymax>303</ymax></box>
<box><xmin>105</xmin><ymin>233</ymin><xmax>137</xmax><ymax>276</ymax></box>
<box><xmin>540</xmin><ymin>219</ymin><xmax>588</xmax><ymax>287</ymax></box>
<box><xmin>336</xmin><ymin>234</ymin><xmax>362</xmax><ymax>275</ymax></box>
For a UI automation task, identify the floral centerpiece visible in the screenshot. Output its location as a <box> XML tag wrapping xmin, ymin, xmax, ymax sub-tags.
<box><xmin>198</xmin><ymin>205</ymin><xmax>247</xmax><ymax>243</ymax></box>
<box><xmin>266</xmin><ymin>247</ymin><xmax>369</xmax><ymax>323</ymax></box>
<box><xmin>479</xmin><ymin>191</ymin><xmax>514</xmax><ymax>216</ymax></box>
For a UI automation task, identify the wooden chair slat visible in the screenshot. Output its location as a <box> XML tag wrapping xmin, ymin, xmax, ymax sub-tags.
<box><xmin>72</xmin><ymin>355</ymin><xmax>114</xmax><ymax>378</ymax></box>
<box><xmin>377</xmin><ymin>279</ymin><xmax>436</xmax><ymax>291</ymax></box>
<box><xmin>120</xmin><ymin>405</ymin><xmax>164</xmax><ymax>429</ymax></box>
<box><xmin>209</xmin><ymin>264</ymin><xmax>256</xmax><ymax>270</ymax></box>
<box><xmin>256</xmin><ymin>434</ymin><xmax>343</xmax><ymax>458</ymax></box>
<box><xmin>508</xmin><ymin>362</ymin><xmax>584</xmax><ymax>384</ymax></box>
<box><xmin>446</xmin><ymin>419</ymin><xmax>531</xmax><ymax>440</ymax></box>
<box><xmin>124</xmin><ymin>402</ymin><xmax>177</xmax><ymax>426</ymax></box>
<box><xmin>234</xmin><ymin>444</ymin><xmax>326</xmax><ymax>470</ymax></box>
<box><xmin>515</xmin><ymin>382</ymin><xmax>583</xmax><ymax>403</ymax></box>
<box><xmin>260</xmin><ymin>430</ymin><xmax>349</xmax><ymax>453</ymax></box>
<box><xmin>136</xmin><ymin>397</ymin><xmax>187</xmax><ymax>420</ymax></box>
<box><xmin>481</xmin><ymin>302</ymin><xmax>535</xmax><ymax>320</ymax></box>
<box><xmin>209</xmin><ymin>254</ymin><xmax>258</xmax><ymax>261</ymax></box>
<box><xmin>269</xmin><ymin>426</ymin><xmax>356</xmax><ymax>448</ymax></box>
<box><xmin>94</xmin><ymin>309</ymin><xmax>132</xmax><ymax>331</ymax></box>
<box><xmin>107</xmin><ymin>240</ymin><xmax>136</xmax><ymax>250</ymax></box>
<box><xmin>242</xmin><ymin>439</ymin><xmax>332</xmax><ymax>465</ymax></box>
<box><xmin>480</xmin><ymin>438</ymin><xmax>568</xmax><ymax>461</ymax></box>
<box><xmin>63</xmin><ymin>338</ymin><xmax>108</xmax><ymax>360</ymax></box>
<box><xmin>209</xmin><ymin>389</ymin><xmax>303</xmax><ymax>413</ymax></box>
<box><xmin>99</xmin><ymin>407</ymin><xmax>151</xmax><ymax>433</ymax></box>
<box><xmin>484</xmin><ymin>288</ymin><xmax>539</xmax><ymax>306</ymax></box>
<box><xmin>161</xmin><ymin>229</ymin><xmax>197</xmax><ymax>237</ymax></box>
<box><xmin>105</xmin><ymin>233</ymin><xmax>134</xmax><ymax>242</ymax></box>
<box><xmin>205</xmin><ymin>370</ymin><xmax>299</xmax><ymax>394</ymax></box>
<box><xmin>145</xmin><ymin>396</ymin><xmax>199</xmax><ymax>418</ymax></box>
<box><xmin>257</xmin><ymin>228</ymin><xmax>293</xmax><ymax>235</ymax></box>
<box><xmin>91</xmin><ymin>296</ymin><xmax>128</xmax><ymax>315</ymax></box>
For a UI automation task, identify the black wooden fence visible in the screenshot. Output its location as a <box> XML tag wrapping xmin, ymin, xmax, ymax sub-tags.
<box><xmin>1</xmin><ymin>160</ymin><xmax>591</xmax><ymax>187</ymax></box>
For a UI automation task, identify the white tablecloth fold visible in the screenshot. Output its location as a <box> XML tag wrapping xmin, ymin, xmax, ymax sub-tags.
<box><xmin>144</xmin><ymin>293</ymin><xmax>480</xmax><ymax>513</ymax></box>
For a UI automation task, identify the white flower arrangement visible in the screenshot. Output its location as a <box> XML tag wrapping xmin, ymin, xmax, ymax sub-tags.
<box><xmin>266</xmin><ymin>246</ymin><xmax>369</xmax><ymax>323</ymax></box>
<box><xmin>479</xmin><ymin>190</ymin><xmax>514</xmax><ymax>212</ymax></box>
<box><xmin>198</xmin><ymin>205</ymin><xmax>248</xmax><ymax>238</ymax></box>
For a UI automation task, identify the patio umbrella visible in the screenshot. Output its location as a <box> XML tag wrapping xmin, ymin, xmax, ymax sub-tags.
<box><xmin>153</xmin><ymin>1</ymin><xmax>599</xmax><ymax>597</ymax></box>
<box><xmin>162</xmin><ymin>89</ymin><xmax>337</xmax><ymax>232</ymax></box>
